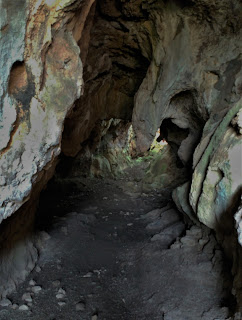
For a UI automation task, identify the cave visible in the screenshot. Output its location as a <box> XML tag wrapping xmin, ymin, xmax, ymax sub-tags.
<box><xmin>0</xmin><ymin>0</ymin><xmax>241</xmax><ymax>319</ymax></box>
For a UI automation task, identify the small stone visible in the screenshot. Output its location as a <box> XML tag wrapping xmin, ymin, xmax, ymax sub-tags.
<box><xmin>31</xmin><ymin>285</ymin><xmax>42</xmax><ymax>293</ymax></box>
<box><xmin>22</xmin><ymin>293</ymin><xmax>33</xmax><ymax>302</ymax></box>
<box><xmin>27</xmin><ymin>302</ymin><xmax>32</xmax><ymax>307</ymax></box>
<box><xmin>82</xmin><ymin>272</ymin><xmax>93</xmax><ymax>278</ymax></box>
<box><xmin>58</xmin><ymin>302</ymin><xmax>66</xmax><ymax>307</ymax></box>
<box><xmin>35</xmin><ymin>265</ymin><xmax>41</xmax><ymax>272</ymax></box>
<box><xmin>76</xmin><ymin>302</ymin><xmax>85</xmax><ymax>311</ymax></box>
<box><xmin>52</xmin><ymin>280</ymin><xmax>61</xmax><ymax>287</ymax></box>
<box><xmin>19</xmin><ymin>304</ymin><xmax>29</xmax><ymax>311</ymax></box>
<box><xmin>92</xmin><ymin>315</ymin><xmax>98</xmax><ymax>320</ymax></box>
<box><xmin>103</xmin><ymin>197</ymin><xmax>108</xmax><ymax>200</ymax></box>
<box><xmin>58</xmin><ymin>288</ymin><xmax>66</xmax><ymax>295</ymax></box>
<box><xmin>56</xmin><ymin>294</ymin><xmax>65</xmax><ymax>299</ymax></box>
<box><xmin>127</xmin><ymin>223</ymin><xmax>133</xmax><ymax>226</ymax></box>
<box><xmin>0</xmin><ymin>298</ymin><xmax>12</xmax><ymax>307</ymax></box>
<box><xmin>29</xmin><ymin>280</ymin><xmax>36</xmax><ymax>286</ymax></box>
<box><xmin>11</xmin><ymin>304</ymin><xmax>18</xmax><ymax>310</ymax></box>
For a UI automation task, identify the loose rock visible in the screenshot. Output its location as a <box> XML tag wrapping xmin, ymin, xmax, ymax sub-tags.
<box><xmin>22</xmin><ymin>292</ymin><xmax>33</xmax><ymax>302</ymax></box>
<box><xmin>29</xmin><ymin>280</ymin><xmax>36</xmax><ymax>286</ymax></box>
<box><xmin>19</xmin><ymin>304</ymin><xmax>29</xmax><ymax>311</ymax></box>
<box><xmin>31</xmin><ymin>286</ymin><xmax>42</xmax><ymax>293</ymax></box>
<box><xmin>0</xmin><ymin>298</ymin><xmax>12</xmax><ymax>307</ymax></box>
<box><xmin>76</xmin><ymin>302</ymin><xmax>85</xmax><ymax>311</ymax></box>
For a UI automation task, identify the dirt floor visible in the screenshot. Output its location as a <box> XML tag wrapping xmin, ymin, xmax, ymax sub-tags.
<box><xmin>0</xmin><ymin>169</ymin><xmax>236</xmax><ymax>320</ymax></box>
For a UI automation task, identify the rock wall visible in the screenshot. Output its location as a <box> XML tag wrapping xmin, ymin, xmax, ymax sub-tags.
<box><xmin>0</xmin><ymin>0</ymin><xmax>94</xmax><ymax>298</ymax></box>
<box><xmin>0</xmin><ymin>0</ymin><xmax>241</xmax><ymax>311</ymax></box>
<box><xmin>0</xmin><ymin>0</ymin><xmax>93</xmax><ymax>223</ymax></box>
<box><xmin>129</xmin><ymin>0</ymin><xmax>242</xmax><ymax>309</ymax></box>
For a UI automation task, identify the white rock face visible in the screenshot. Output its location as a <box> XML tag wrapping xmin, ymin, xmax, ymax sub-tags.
<box><xmin>0</xmin><ymin>0</ymin><xmax>95</xmax><ymax>300</ymax></box>
<box><xmin>0</xmin><ymin>0</ymin><xmax>85</xmax><ymax>223</ymax></box>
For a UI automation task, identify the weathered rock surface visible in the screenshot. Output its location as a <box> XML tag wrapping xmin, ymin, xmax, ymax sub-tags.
<box><xmin>0</xmin><ymin>0</ymin><xmax>241</xmax><ymax>314</ymax></box>
<box><xmin>0</xmin><ymin>0</ymin><xmax>94</xmax><ymax>299</ymax></box>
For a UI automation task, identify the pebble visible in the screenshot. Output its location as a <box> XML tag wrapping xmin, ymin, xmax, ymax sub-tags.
<box><xmin>0</xmin><ymin>298</ymin><xmax>12</xmax><ymax>307</ymax></box>
<box><xmin>31</xmin><ymin>285</ymin><xmax>42</xmax><ymax>293</ymax></box>
<box><xmin>52</xmin><ymin>280</ymin><xmax>61</xmax><ymax>287</ymax></box>
<box><xmin>58</xmin><ymin>288</ymin><xmax>66</xmax><ymax>295</ymax></box>
<box><xmin>58</xmin><ymin>302</ymin><xmax>66</xmax><ymax>307</ymax></box>
<box><xmin>82</xmin><ymin>272</ymin><xmax>93</xmax><ymax>278</ymax></box>
<box><xmin>35</xmin><ymin>265</ymin><xmax>41</xmax><ymax>272</ymax></box>
<box><xmin>29</xmin><ymin>280</ymin><xmax>36</xmax><ymax>286</ymax></box>
<box><xmin>103</xmin><ymin>197</ymin><xmax>108</xmax><ymax>200</ymax></box>
<box><xmin>11</xmin><ymin>304</ymin><xmax>18</xmax><ymax>310</ymax></box>
<box><xmin>92</xmin><ymin>315</ymin><xmax>98</xmax><ymax>320</ymax></box>
<box><xmin>127</xmin><ymin>223</ymin><xmax>133</xmax><ymax>226</ymax></box>
<box><xmin>76</xmin><ymin>302</ymin><xmax>85</xmax><ymax>311</ymax></box>
<box><xmin>19</xmin><ymin>304</ymin><xmax>29</xmax><ymax>311</ymax></box>
<box><xmin>22</xmin><ymin>293</ymin><xmax>33</xmax><ymax>302</ymax></box>
<box><xmin>56</xmin><ymin>294</ymin><xmax>65</xmax><ymax>299</ymax></box>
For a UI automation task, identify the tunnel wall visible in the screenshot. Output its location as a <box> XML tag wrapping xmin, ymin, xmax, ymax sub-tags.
<box><xmin>0</xmin><ymin>0</ymin><xmax>241</xmax><ymax>308</ymax></box>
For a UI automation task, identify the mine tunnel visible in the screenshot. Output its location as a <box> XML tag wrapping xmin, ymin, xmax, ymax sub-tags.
<box><xmin>0</xmin><ymin>0</ymin><xmax>242</xmax><ymax>319</ymax></box>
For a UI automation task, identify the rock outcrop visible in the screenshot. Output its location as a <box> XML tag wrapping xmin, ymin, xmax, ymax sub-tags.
<box><xmin>0</xmin><ymin>0</ymin><xmax>93</xmax><ymax>298</ymax></box>
<box><xmin>0</xmin><ymin>0</ymin><xmax>90</xmax><ymax>223</ymax></box>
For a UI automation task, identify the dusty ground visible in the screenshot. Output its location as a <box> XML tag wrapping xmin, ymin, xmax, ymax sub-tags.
<box><xmin>0</xmin><ymin>171</ymin><xmax>236</xmax><ymax>320</ymax></box>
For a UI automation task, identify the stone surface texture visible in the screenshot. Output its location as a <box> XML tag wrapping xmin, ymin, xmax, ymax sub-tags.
<box><xmin>0</xmin><ymin>0</ymin><xmax>93</xmax><ymax>299</ymax></box>
<box><xmin>0</xmin><ymin>0</ymin><xmax>87</xmax><ymax>224</ymax></box>
<box><xmin>0</xmin><ymin>0</ymin><xmax>241</xmax><ymax>313</ymax></box>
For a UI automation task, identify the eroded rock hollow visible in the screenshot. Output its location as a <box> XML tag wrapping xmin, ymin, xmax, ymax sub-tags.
<box><xmin>0</xmin><ymin>0</ymin><xmax>241</xmax><ymax>318</ymax></box>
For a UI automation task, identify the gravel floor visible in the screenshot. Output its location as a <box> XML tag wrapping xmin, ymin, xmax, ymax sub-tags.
<box><xmin>0</xmin><ymin>175</ymin><xmax>235</xmax><ymax>320</ymax></box>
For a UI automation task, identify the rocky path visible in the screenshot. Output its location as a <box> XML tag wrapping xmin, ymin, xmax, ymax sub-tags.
<box><xmin>0</xmin><ymin>177</ymin><xmax>235</xmax><ymax>320</ymax></box>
